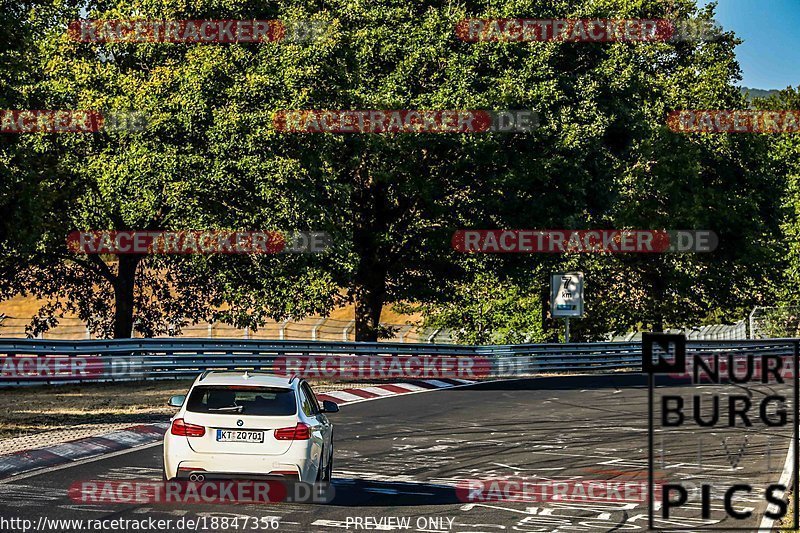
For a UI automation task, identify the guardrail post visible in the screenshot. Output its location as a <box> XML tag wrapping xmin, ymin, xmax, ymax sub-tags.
<box><xmin>427</xmin><ymin>328</ymin><xmax>441</xmax><ymax>344</ymax></box>
<box><xmin>312</xmin><ymin>318</ymin><xmax>327</xmax><ymax>341</ymax></box>
<box><xmin>343</xmin><ymin>320</ymin><xmax>355</xmax><ymax>341</ymax></box>
<box><xmin>749</xmin><ymin>307</ymin><xmax>759</xmax><ymax>339</ymax></box>
<box><xmin>279</xmin><ymin>319</ymin><xmax>291</xmax><ymax>340</ymax></box>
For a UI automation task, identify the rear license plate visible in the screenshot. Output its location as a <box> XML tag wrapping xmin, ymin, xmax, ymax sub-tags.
<box><xmin>216</xmin><ymin>429</ymin><xmax>264</xmax><ymax>443</ymax></box>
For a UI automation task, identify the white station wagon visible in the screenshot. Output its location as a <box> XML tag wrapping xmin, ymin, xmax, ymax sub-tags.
<box><xmin>163</xmin><ymin>371</ymin><xmax>338</xmax><ymax>483</ymax></box>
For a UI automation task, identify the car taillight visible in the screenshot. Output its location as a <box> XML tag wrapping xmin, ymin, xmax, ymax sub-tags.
<box><xmin>274</xmin><ymin>423</ymin><xmax>311</xmax><ymax>440</ymax></box>
<box><xmin>269</xmin><ymin>470</ymin><xmax>298</xmax><ymax>476</ymax></box>
<box><xmin>177</xmin><ymin>467</ymin><xmax>205</xmax><ymax>474</ymax></box>
<box><xmin>171</xmin><ymin>418</ymin><xmax>206</xmax><ymax>437</ymax></box>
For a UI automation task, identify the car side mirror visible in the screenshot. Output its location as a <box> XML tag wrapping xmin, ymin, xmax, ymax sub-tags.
<box><xmin>168</xmin><ymin>395</ymin><xmax>186</xmax><ymax>407</ymax></box>
<box><xmin>321</xmin><ymin>400</ymin><xmax>339</xmax><ymax>413</ymax></box>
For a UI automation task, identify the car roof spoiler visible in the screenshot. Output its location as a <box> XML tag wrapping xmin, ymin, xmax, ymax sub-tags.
<box><xmin>197</xmin><ymin>370</ymin><xmax>295</xmax><ymax>384</ymax></box>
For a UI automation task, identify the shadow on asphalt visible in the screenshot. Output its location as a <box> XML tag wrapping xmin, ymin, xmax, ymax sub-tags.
<box><xmin>463</xmin><ymin>373</ymin><xmax>690</xmax><ymax>391</ymax></box>
<box><xmin>326</xmin><ymin>478</ymin><xmax>462</xmax><ymax>506</ymax></box>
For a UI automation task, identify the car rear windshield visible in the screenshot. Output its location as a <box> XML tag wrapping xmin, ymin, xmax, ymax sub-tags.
<box><xmin>186</xmin><ymin>386</ymin><xmax>297</xmax><ymax>416</ymax></box>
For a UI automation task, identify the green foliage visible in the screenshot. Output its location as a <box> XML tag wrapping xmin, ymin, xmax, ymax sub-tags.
<box><xmin>757</xmin><ymin>87</ymin><xmax>800</xmax><ymax>304</ymax></box>
<box><xmin>399</xmin><ymin>270</ymin><xmax>548</xmax><ymax>345</ymax></box>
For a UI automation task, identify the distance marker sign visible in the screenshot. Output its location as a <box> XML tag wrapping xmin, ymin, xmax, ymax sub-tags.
<box><xmin>550</xmin><ymin>272</ymin><xmax>584</xmax><ymax>318</ymax></box>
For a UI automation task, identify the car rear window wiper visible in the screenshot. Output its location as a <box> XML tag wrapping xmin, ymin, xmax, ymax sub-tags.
<box><xmin>208</xmin><ymin>405</ymin><xmax>244</xmax><ymax>412</ymax></box>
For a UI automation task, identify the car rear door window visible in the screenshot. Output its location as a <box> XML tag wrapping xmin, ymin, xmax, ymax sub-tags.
<box><xmin>298</xmin><ymin>385</ymin><xmax>315</xmax><ymax>416</ymax></box>
<box><xmin>186</xmin><ymin>386</ymin><xmax>297</xmax><ymax>415</ymax></box>
<box><xmin>302</xmin><ymin>382</ymin><xmax>322</xmax><ymax>414</ymax></box>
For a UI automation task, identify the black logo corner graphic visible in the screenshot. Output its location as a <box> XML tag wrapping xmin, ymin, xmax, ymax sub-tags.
<box><xmin>643</xmin><ymin>332</ymin><xmax>686</xmax><ymax>374</ymax></box>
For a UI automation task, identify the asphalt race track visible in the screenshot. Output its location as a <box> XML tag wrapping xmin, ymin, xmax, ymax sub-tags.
<box><xmin>0</xmin><ymin>375</ymin><xmax>794</xmax><ymax>532</ymax></box>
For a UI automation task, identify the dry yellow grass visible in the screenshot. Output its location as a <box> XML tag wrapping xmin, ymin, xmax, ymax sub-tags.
<box><xmin>0</xmin><ymin>377</ymin><xmax>355</xmax><ymax>438</ymax></box>
<box><xmin>0</xmin><ymin>294</ymin><xmax>422</xmax><ymax>339</ymax></box>
<box><xmin>0</xmin><ymin>294</ymin><xmax>419</xmax><ymax>322</ymax></box>
<box><xmin>0</xmin><ymin>380</ymin><xmax>194</xmax><ymax>438</ymax></box>
<box><xmin>0</xmin><ymin>294</ymin><xmax>51</xmax><ymax>318</ymax></box>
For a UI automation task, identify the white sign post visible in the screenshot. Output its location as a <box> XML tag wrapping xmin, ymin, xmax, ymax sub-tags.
<box><xmin>551</xmin><ymin>272</ymin><xmax>584</xmax><ymax>342</ymax></box>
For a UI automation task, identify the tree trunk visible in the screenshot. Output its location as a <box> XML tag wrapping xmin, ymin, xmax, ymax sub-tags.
<box><xmin>541</xmin><ymin>280</ymin><xmax>554</xmax><ymax>342</ymax></box>
<box><xmin>651</xmin><ymin>317</ymin><xmax>664</xmax><ymax>333</ymax></box>
<box><xmin>353</xmin><ymin>262</ymin><xmax>386</xmax><ymax>342</ymax></box>
<box><xmin>350</xmin><ymin>157</ymin><xmax>389</xmax><ymax>342</ymax></box>
<box><xmin>112</xmin><ymin>255</ymin><xmax>142</xmax><ymax>338</ymax></box>
<box><xmin>649</xmin><ymin>265</ymin><xmax>665</xmax><ymax>333</ymax></box>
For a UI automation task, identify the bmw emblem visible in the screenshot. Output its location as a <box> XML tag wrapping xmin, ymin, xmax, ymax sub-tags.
<box><xmin>236</xmin><ymin>419</ymin><xmax>244</xmax><ymax>427</ymax></box>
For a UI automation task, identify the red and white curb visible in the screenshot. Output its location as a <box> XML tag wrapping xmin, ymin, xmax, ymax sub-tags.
<box><xmin>0</xmin><ymin>378</ymin><xmax>475</xmax><ymax>479</ymax></box>
<box><xmin>315</xmin><ymin>378</ymin><xmax>475</xmax><ymax>405</ymax></box>
<box><xmin>0</xmin><ymin>423</ymin><xmax>169</xmax><ymax>479</ymax></box>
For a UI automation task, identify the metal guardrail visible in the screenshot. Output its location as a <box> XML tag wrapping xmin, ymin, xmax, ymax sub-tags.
<box><xmin>607</xmin><ymin>321</ymin><xmax>749</xmax><ymax>342</ymax></box>
<box><xmin>0</xmin><ymin>337</ymin><xmax>795</xmax><ymax>386</ymax></box>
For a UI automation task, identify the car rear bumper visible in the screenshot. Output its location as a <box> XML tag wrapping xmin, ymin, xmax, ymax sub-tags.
<box><xmin>174</xmin><ymin>470</ymin><xmax>300</xmax><ymax>482</ymax></box>
<box><xmin>164</xmin><ymin>434</ymin><xmax>316</xmax><ymax>482</ymax></box>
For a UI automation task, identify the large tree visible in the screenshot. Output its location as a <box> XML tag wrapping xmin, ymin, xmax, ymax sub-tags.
<box><xmin>0</xmin><ymin>0</ymin><xmax>341</xmax><ymax>338</ymax></box>
<box><xmin>409</xmin><ymin>0</ymin><xmax>785</xmax><ymax>341</ymax></box>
